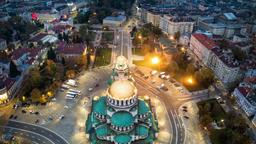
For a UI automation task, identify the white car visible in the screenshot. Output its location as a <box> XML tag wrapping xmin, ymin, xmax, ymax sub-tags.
<box><xmin>150</xmin><ymin>70</ymin><xmax>157</xmax><ymax>75</ymax></box>
<box><xmin>159</xmin><ymin>72</ymin><xmax>165</xmax><ymax>75</ymax></box>
<box><xmin>88</xmin><ymin>88</ymin><xmax>93</xmax><ymax>92</ymax></box>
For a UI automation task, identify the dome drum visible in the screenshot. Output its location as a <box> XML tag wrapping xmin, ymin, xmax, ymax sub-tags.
<box><xmin>110</xmin><ymin>124</ymin><xmax>134</xmax><ymax>133</ymax></box>
<box><xmin>107</xmin><ymin>96</ymin><xmax>137</xmax><ymax>108</ymax></box>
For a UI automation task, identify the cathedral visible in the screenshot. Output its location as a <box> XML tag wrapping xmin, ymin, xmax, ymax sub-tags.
<box><xmin>86</xmin><ymin>56</ymin><xmax>158</xmax><ymax>144</ymax></box>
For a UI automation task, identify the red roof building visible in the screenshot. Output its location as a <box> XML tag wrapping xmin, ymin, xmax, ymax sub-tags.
<box><xmin>56</xmin><ymin>42</ymin><xmax>87</xmax><ymax>62</ymax></box>
<box><xmin>192</xmin><ymin>33</ymin><xmax>218</xmax><ymax>50</ymax></box>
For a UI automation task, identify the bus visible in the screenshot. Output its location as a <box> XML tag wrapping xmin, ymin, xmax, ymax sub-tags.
<box><xmin>69</xmin><ymin>89</ymin><xmax>81</xmax><ymax>95</ymax></box>
<box><xmin>66</xmin><ymin>94</ymin><xmax>76</xmax><ymax>98</ymax></box>
<box><xmin>61</xmin><ymin>84</ymin><xmax>70</xmax><ymax>90</ymax></box>
<box><xmin>66</xmin><ymin>92</ymin><xmax>78</xmax><ymax>96</ymax></box>
<box><xmin>65</xmin><ymin>97</ymin><xmax>75</xmax><ymax>100</ymax></box>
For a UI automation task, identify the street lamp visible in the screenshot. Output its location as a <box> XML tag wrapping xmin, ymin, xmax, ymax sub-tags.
<box><xmin>181</xmin><ymin>47</ymin><xmax>186</xmax><ymax>52</ymax></box>
<box><xmin>187</xmin><ymin>77</ymin><xmax>194</xmax><ymax>85</ymax></box>
<box><xmin>170</xmin><ymin>35</ymin><xmax>174</xmax><ymax>40</ymax></box>
<box><xmin>151</xmin><ymin>57</ymin><xmax>160</xmax><ymax>65</ymax></box>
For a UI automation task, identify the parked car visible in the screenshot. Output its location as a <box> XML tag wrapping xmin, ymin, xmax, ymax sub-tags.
<box><xmin>48</xmin><ymin>117</ymin><xmax>53</xmax><ymax>121</ymax></box>
<box><xmin>35</xmin><ymin>119</ymin><xmax>39</xmax><ymax>124</ymax></box>
<box><xmin>183</xmin><ymin>109</ymin><xmax>188</xmax><ymax>112</ymax></box>
<box><xmin>88</xmin><ymin>88</ymin><xmax>93</xmax><ymax>92</ymax></box>
<box><xmin>9</xmin><ymin>115</ymin><xmax>14</xmax><ymax>119</ymax></box>
<box><xmin>143</xmin><ymin>75</ymin><xmax>149</xmax><ymax>79</ymax></box>
<box><xmin>13</xmin><ymin>116</ymin><xmax>17</xmax><ymax>119</ymax></box>
<box><xmin>59</xmin><ymin>115</ymin><xmax>65</xmax><ymax>120</ymax></box>
<box><xmin>150</xmin><ymin>70</ymin><xmax>157</xmax><ymax>76</ymax></box>
<box><xmin>21</xmin><ymin>110</ymin><xmax>26</xmax><ymax>113</ymax></box>
<box><xmin>161</xmin><ymin>86</ymin><xmax>169</xmax><ymax>91</ymax></box>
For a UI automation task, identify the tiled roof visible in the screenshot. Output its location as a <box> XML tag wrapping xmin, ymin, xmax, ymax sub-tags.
<box><xmin>29</xmin><ymin>33</ymin><xmax>48</xmax><ymax>42</ymax></box>
<box><xmin>244</xmin><ymin>77</ymin><xmax>256</xmax><ymax>84</ymax></box>
<box><xmin>52</xmin><ymin>25</ymin><xmax>72</xmax><ymax>33</ymax></box>
<box><xmin>192</xmin><ymin>33</ymin><xmax>218</xmax><ymax>50</ymax></box>
<box><xmin>0</xmin><ymin>76</ymin><xmax>16</xmax><ymax>90</ymax></box>
<box><xmin>238</xmin><ymin>87</ymin><xmax>251</xmax><ymax>97</ymax></box>
<box><xmin>11</xmin><ymin>48</ymin><xmax>41</xmax><ymax>60</ymax></box>
<box><xmin>56</xmin><ymin>42</ymin><xmax>86</xmax><ymax>55</ymax></box>
<box><xmin>211</xmin><ymin>47</ymin><xmax>240</xmax><ymax>68</ymax></box>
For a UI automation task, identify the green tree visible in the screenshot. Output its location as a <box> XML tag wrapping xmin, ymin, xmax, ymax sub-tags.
<box><xmin>9</xmin><ymin>60</ymin><xmax>20</xmax><ymax>78</ymax></box>
<box><xmin>186</xmin><ymin>63</ymin><xmax>196</xmax><ymax>74</ymax></box>
<box><xmin>166</xmin><ymin>61</ymin><xmax>179</xmax><ymax>74</ymax></box>
<box><xmin>44</xmin><ymin>60</ymin><xmax>57</xmax><ymax>78</ymax></box>
<box><xmin>79</xmin><ymin>24</ymin><xmax>93</xmax><ymax>44</ymax></box>
<box><xmin>31</xmin><ymin>88</ymin><xmax>41</xmax><ymax>102</ymax></box>
<box><xmin>47</xmin><ymin>48</ymin><xmax>56</xmax><ymax>61</ymax></box>
<box><xmin>232</xmin><ymin>47</ymin><xmax>246</xmax><ymax>61</ymax></box>
<box><xmin>200</xmin><ymin>114</ymin><xmax>213</xmax><ymax>127</ymax></box>
<box><xmin>29</xmin><ymin>68</ymin><xmax>42</xmax><ymax>87</ymax></box>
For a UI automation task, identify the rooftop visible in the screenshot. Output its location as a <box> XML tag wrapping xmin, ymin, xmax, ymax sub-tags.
<box><xmin>192</xmin><ymin>33</ymin><xmax>218</xmax><ymax>50</ymax></box>
<box><xmin>56</xmin><ymin>42</ymin><xmax>86</xmax><ymax>55</ymax></box>
<box><xmin>11</xmin><ymin>48</ymin><xmax>42</xmax><ymax>61</ymax></box>
<box><xmin>104</xmin><ymin>15</ymin><xmax>126</xmax><ymax>22</ymax></box>
<box><xmin>29</xmin><ymin>33</ymin><xmax>48</xmax><ymax>42</ymax></box>
<box><xmin>111</xmin><ymin>111</ymin><xmax>134</xmax><ymax>127</ymax></box>
<box><xmin>109</xmin><ymin>80</ymin><xmax>136</xmax><ymax>100</ymax></box>
<box><xmin>211</xmin><ymin>47</ymin><xmax>240</xmax><ymax>68</ymax></box>
<box><xmin>237</xmin><ymin>86</ymin><xmax>256</xmax><ymax>106</ymax></box>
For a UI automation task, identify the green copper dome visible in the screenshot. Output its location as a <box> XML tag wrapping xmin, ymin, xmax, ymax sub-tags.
<box><xmin>114</xmin><ymin>134</ymin><xmax>132</xmax><ymax>144</ymax></box>
<box><xmin>136</xmin><ymin>124</ymin><xmax>149</xmax><ymax>137</ymax></box>
<box><xmin>111</xmin><ymin>111</ymin><xmax>134</xmax><ymax>127</ymax></box>
<box><xmin>96</xmin><ymin>124</ymin><xmax>109</xmax><ymax>137</ymax></box>
<box><xmin>92</xmin><ymin>97</ymin><xmax>107</xmax><ymax>115</ymax></box>
<box><xmin>138</xmin><ymin>99</ymin><xmax>150</xmax><ymax>115</ymax></box>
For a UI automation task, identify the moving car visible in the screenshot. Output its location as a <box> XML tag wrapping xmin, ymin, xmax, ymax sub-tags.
<box><xmin>150</xmin><ymin>70</ymin><xmax>157</xmax><ymax>76</ymax></box>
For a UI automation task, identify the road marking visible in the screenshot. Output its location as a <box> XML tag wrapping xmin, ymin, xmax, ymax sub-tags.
<box><xmin>0</xmin><ymin>126</ymin><xmax>54</xmax><ymax>144</ymax></box>
<box><xmin>170</xmin><ymin>110</ymin><xmax>179</xmax><ymax>144</ymax></box>
<box><xmin>9</xmin><ymin>120</ymin><xmax>70</xmax><ymax>144</ymax></box>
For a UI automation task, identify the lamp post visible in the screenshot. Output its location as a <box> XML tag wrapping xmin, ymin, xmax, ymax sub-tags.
<box><xmin>151</xmin><ymin>56</ymin><xmax>160</xmax><ymax>71</ymax></box>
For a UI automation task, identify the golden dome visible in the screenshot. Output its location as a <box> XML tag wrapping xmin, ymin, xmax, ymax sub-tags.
<box><xmin>109</xmin><ymin>80</ymin><xmax>136</xmax><ymax>100</ymax></box>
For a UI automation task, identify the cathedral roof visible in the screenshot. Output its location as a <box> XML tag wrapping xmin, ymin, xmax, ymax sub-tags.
<box><xmin>109</xmin><ymin>80</ymin><xmax>136</xmax><ymax>100</ymax></box>
<box><xmin>111</xmin><ymin>111</ymin><xmax>134</xmax><ymax>127</ymax></box>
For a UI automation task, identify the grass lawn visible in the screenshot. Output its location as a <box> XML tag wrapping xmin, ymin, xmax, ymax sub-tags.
<box><xmin>94</xmin><ymin>48</ymin><xmax>112</xmax><ymax>67</ymax></box>
<box><xmin>133</xmin><ymin>60</ymin><xmax>165</xmax><ymax>71</ymax></box>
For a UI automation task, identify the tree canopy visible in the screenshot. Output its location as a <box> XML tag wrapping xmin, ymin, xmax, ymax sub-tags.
<box><xmin>9</xmin><ymin>60</ymin><xmax>20</xmax><ymax>78</ymax></box>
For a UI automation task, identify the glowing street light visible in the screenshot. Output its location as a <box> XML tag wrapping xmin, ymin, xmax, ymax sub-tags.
<box><xmin>181</xmin><ymin>47</ymin><xmax>186</xmax><ymax>52</ymax></box>
<box><xmin>169</xmin><ymin>35</ymin><xmax>174</xmax><ymax>40</ymax></box>
<box><xmin>151</xmin><ymin>57</ymin><xmax>160</xmax><ymax>65</ymax></box>
<box><xmin>187</xmin><ymin>77</ymin><xmax>194</xmax><ymax>85</ymax></box>
<box><xmin>138</xmin><ymin>35</ymin><xmax>142</xmax><ymax>39</ymax></box>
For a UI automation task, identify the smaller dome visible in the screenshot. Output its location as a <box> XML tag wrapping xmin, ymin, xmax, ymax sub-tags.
<box><xmin>109</xmin><ymin>80</ymin><xmax>136</xmax><ymax>100</ymax></box>
<box><xmin>111</xmin><ymin>111</ymin><xmax>134</xmax><ymax>127</ymax></box>
<box><xmin>114</xmin><ymin>134</ymin><xmax>132</xmax><ymax>144</ymax></box>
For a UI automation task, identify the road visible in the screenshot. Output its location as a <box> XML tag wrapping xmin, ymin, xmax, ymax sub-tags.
<box><xmin>2</xmin><ymin>120</ymin><xmax>69</xmax><ymax>144</ymax></box>
<box><xmin>111</xmin><ymin>28</ymin><xmax>132</xmax><ymax>65</ymax></box>
<box><xmin>131</xmin><ymin>66</ymin><xmax>212</xmax><ymax>144</ymax></box>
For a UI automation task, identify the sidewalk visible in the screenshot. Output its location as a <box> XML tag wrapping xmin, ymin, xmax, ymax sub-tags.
<box><xmin>179</xmin><ymin>100</ymin><xmax>211</xmax><ymax>144</ymax></box>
